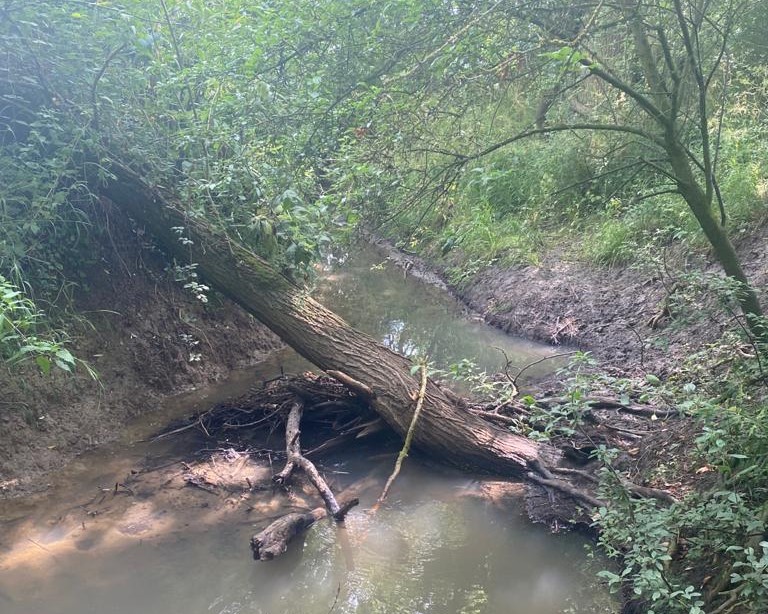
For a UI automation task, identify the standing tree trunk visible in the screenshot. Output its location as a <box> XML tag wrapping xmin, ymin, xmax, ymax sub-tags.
<box><xmin>665</xmin><ymin>138</ymin><xmax>764</xmax><ymax>325</ymax></box>
<box><xmin>96</xmin><ymin>160</ymin><xmax>562</xmax><ymax>477</ymax></box>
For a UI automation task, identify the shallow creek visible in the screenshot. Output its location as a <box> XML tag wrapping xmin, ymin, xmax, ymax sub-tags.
<box><xmin>0</xmin><ymin>245</ymin><xmax>614</xmax><ymax>613</ymax></box>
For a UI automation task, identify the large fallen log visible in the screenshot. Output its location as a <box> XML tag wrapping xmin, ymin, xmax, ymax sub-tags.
<box><xmin>97</xmin><ymin>160</ymin><xmax>563</xmax><ymax>480</ymax></box>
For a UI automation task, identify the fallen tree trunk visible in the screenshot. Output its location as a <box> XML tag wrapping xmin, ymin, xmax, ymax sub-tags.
<box><xmin>97</xmin><ymin>159</ymin><xmax>563</xmax><ymax>479</ymax></box>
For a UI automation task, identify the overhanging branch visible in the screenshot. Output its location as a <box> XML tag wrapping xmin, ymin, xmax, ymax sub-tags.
<box><xmin>462</xmin><ymin>123</ymin><xmax>666</xmax><ymax>164</ymax></box>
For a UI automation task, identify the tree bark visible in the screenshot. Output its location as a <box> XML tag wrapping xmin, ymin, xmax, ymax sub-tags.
<box><xmin>96</xmin><ymin>160</ymin><xmax>562</xmax><ymax>477</ymax></box>
<box><xmin>665</xmin><ymin>138</ymin><xmax>764</xmax><ymax>324</ymax></box>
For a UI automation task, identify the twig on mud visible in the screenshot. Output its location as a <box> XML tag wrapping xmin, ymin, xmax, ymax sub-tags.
<box><xmin>198</xmin><ymin>414</ymin><xmax>211</xmax><ymax>437</ymax></box>
<box><xmin>149</xmin><ymin>421</ymin><xmax>198</xmax><ymax>442</ymax></box>
<box><xmin>627</xmin><ymin>325</ymin><xmax>647</xmax><ymax>373</ymax></box>
<box><xmin>222</xmin><ymin>404</ymin><xmax>287</xmax><ymax>429</ymax></box>
<box><xmin>576</xmin><ymin>421</ymin><xmax>678</xmax><ymax>506</ymax></box>
<box><xmin>373</xmin><ymin>361</ymin><xmax>428</xmax><ymax>509</ymax></box>
<box><xmin>327</xmin><ymin>583</ymin><xmax>342</xmax><ymax>614</ymax></box>
<box><xmin>494</xmin><ymin>347</ymin><xmax>579</xmax><ymax>393</ymax></box>
<box><xmin>722</xmin><ymin>301</ymin><xmax>766</xmax><ymax>383</ymax></box>
<box><xmin>25</xmin><ymin>537</ymin><xmax>59</xmax><ymax>561</ymax></box>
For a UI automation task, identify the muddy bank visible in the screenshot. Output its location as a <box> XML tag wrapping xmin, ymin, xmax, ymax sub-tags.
<box><xmin>368</xmin><ymin>233</ymin><xmax>768</xmax><ymax>377</ymax></box>
<box><xmin>463</xmin><ymin>237</ymin><xmax>768</xmax><ymax>375</ymax></box>
<box><xmin>0</xmin><ymin>212</ymin><xmax>282</xmax><ymax>498</ymax></box>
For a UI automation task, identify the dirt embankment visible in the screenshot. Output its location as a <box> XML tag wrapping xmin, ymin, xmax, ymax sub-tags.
<box><xmin>0</xmin><ymin>212</ymin><xmax>282</xmax><ymax>498</ymax></box>
<box><xmin>370</xmin><ymin>232</ymin><xmax>768</xmax><ymax>377</ymax></box>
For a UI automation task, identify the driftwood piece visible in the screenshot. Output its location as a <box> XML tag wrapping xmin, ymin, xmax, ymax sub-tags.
<box><xmin>251</xmin><ymin>508</ymin><xmax>325</xmax><ymax>561</ymax></box>
<box><xmin>250</xmin><ymin>496</ymin><xmax>364</xmax><ymax>561</ymax></box>
<box><xmin>252</xmin><ymin>400</ymin><xmax>360</xmax><ymax>561</ymax></box>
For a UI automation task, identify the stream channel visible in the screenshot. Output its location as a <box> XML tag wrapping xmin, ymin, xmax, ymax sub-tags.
<box><xmin>0</xmin><ymin>244</ymin><xmax>614</xmax><ymax>613</ymax></box>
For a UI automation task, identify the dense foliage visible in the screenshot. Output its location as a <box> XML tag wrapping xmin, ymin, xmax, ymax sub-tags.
<box><xmin>2</xmin><ymin>0</ymin><xmax>766</xmax><ymax>308</ymax></box>
<box><xmin>2</xmin><ymin>1</ymin><xmax>768</xmax><ymax>611</ymax></box>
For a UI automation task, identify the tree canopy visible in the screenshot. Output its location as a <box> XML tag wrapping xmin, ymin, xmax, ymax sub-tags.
<box><xmin>5</xmin><ymin>3</ymin><xmax>768</xmax><ymax>612</ymax></box>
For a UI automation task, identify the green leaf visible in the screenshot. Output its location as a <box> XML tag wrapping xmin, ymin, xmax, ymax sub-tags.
<box><xmin>35</xmin><ymin>355</ymin><xmax>51</xmax><ymax>374</ymax></box>
<box><xmin>55</xmin><ymin>348</ymin><xmax>75</xmax><ymax>365</ymax></box>
<box><xmin>645</xmin><ymin>374</ymin><xmax>661</xmax><ymax>386</ymax></box>
<box><xmin>54</xmin><ymin>358</ymin><xmax>72</xmax><ymax>372</ymax></box>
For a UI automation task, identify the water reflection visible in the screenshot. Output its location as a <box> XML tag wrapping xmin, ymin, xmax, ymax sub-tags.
<box><xmin>0</xmin><ymin>474</ymin><xmax>610</xmax><ymax>614</ymax></box>
<box><xmin>318</xmin><ymin>246</ymin><xmax>562</xmax><ymax>378</ymax></box>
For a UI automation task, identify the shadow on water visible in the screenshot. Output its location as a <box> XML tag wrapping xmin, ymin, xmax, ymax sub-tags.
<box><xmin>0</xmin><ymin>244</ymin><xmax>613</xmax><ymax>614</ymax></box>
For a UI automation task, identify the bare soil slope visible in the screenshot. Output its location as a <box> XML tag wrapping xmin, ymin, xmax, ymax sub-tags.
<box><xmin>0</xmin><ymin>212</ymin><xmax>282</xmax><ymax>497</ymax></box>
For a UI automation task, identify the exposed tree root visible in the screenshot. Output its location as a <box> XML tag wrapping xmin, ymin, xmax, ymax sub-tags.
<box><xmin>527</xmin><ymin>472</ymin><xmax>606</xmax><ymax>509</ymax></box>
<box><xmin>535</xmin><ymin>395</ymin><xmax>681</xmax><ymax>419</ymax></box>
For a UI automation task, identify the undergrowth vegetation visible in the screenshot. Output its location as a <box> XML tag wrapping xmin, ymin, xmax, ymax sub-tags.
<box><xmin>559</xmin><ymin>276</ymin><xmax>768</xmax><ymax>613</ymax></box>
<box><xmin>590</xmin><ymin>340</ymin><xmax>768</xmax><ymax>614</ymax></box>
<box><xmin>0</xmin><ymin>275</ymin><xmax>77</xmax><ymax>374</ymax></box>
<box><xmin>446</xmin><ymin>340</ymin><xmax>768</xmax><ymax>613</ymax></box>
<box><xmin>432</xmin><ymin>265</ymin><xmax>768</xmax><ymax>613</ymax></box>
<box><xmin>373</xmin><ymin>73</ymin><xmax>768</xmax><ymax>277</ymax></box>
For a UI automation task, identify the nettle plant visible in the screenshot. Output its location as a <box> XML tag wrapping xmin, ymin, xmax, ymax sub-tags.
<box><xmin>0</xmin><ymin>275</ymin><xmax>77</xmax><ymax>374</ymax></box>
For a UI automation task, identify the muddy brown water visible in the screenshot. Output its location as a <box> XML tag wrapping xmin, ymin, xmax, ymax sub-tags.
<box><xmin>0</xmin><ymin>246</ymin><xmax>614</xmax><ymax>613</ymax></box>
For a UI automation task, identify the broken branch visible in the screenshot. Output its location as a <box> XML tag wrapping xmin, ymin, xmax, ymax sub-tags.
<box><xmin>374</xmin><ymin>361</ymin><xmax>429</xmax><ymax>508</ymax></box>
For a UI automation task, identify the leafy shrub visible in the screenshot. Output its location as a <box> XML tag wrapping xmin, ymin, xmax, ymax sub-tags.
<box><xmin>0</xmin><ymin>276</ymin><xmax>76</xmax><ymax>374</ymax></box>
<box><xmin>582</xmin><ymin>218</ymin><xmax>637</xmax><ymax>266</ymax></box>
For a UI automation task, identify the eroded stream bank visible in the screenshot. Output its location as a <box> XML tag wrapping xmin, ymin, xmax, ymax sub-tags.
<box><xmin>368</xmin><ymin>232</ymin><xmax>768</xmax><ymax>377</ymax></box>
<box><xmin>0</xmin><ymin>245</ymin><xmax>616</xmax><ymax>613</ymax></box>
